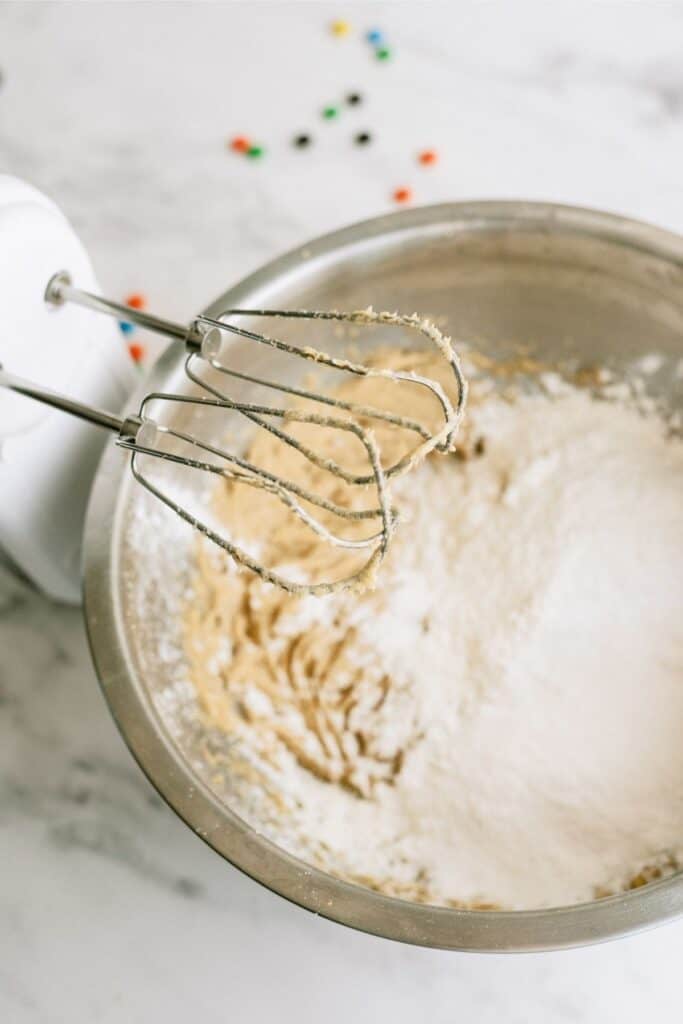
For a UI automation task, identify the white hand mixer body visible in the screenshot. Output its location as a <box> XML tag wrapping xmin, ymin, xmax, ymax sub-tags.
<box><xmin>0</xmin><ymin>176</ymin><xmax>134</xmax><ymax>603</ymax></box>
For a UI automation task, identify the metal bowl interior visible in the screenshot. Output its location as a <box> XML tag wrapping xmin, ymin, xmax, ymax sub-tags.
<box><xmin>84</xmin><ymin>201</ymin><xmax>683</xmax><ymax>951</ymax></box>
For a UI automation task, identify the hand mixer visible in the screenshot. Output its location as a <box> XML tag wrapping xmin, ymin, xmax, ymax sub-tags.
<box><xmin>0</xmin><ymin>178</ymin><xmax>466</xmax><ymax>596</ymax></box>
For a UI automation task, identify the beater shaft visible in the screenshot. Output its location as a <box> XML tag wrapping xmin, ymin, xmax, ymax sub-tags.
<box><xmin>45</xmin><ymin>271</ymin><xmax>205</xmax><ymax>347</ymax></box>
<box><xmin>0</xmin><ymin>365</ymin><xmax>132</xmax><ymax>435</ymax></box>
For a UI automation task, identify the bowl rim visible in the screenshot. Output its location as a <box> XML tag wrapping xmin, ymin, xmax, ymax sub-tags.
<box><xmin>83</xmin><ymin>199</ymin><xmax>683</xmax><ymax>952</ymax></box>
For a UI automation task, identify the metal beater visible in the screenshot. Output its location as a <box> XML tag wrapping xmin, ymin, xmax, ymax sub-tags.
<box><xmin>0</xmin><ymin>272</ymin><xmax>466</xmax><ymax>594</ymax></box>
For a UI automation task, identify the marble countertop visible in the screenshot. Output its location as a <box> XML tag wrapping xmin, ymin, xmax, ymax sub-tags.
<box><xmin>2</xmin><ymin>2</ymin><xmax>683</xmax><ymax>1020</ymax></box>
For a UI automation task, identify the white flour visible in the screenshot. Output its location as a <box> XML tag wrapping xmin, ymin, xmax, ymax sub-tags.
<box><xmin>345</xmin><ymin>390</ymin><xmax>683</xmax><ymax>906</ymax></box>
<box><xmin>192</xmin><ymin>385</ymin><xmax>683</xmax><ymax>909</ymax></box>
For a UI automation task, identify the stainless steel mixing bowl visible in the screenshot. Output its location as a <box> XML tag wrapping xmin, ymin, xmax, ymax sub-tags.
<box><xmin>83</xmin><ymin>201</ymin><xmax>683</xmax><ymax>952</ymax></box>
